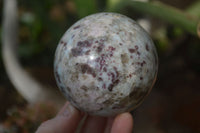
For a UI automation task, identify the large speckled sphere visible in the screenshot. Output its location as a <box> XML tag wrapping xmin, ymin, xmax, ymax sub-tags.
<box><xmin>54</xmin><ymin>12</ymin><xmax>158</xmax><ymax>116</ymax></box>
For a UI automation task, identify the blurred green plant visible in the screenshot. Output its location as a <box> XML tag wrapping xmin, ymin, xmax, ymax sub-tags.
<box><xmin>17</xmin><ymin>0</ymin><xmax>77</xmax><ymax>65</ymax></box>
<box><xmin>74</xmin><ymin>0</ymin><xmax>107</xmax><ymax>17</ymax></box>
<box><xmin>107</xmin><ymin>0</ymin><xmax>200</xmax><ymax>38</ymax></box>
<box><xmin>187</xmin><ymin>0</ymin><xmax>200</xmax><ymax>18</ymax></box>
<box><xmin>74</xmin><ymin>0</ymin><xmax>98</xmax><ymax>17</ymax></box>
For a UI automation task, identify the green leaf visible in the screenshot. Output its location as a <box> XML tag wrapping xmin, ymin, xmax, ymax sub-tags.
<box><xmin>74</xmin><ymin>0</ymin><xmax>98</xmax><ymax>18</ymax></box>
<box><xmin>187</xmin><ymin>1</ymin><xmax>200</xmax><ymax>18</ymax></box>
<box><xmin>107</xmin><ymin>0</ymin><xmax>199</xmax><ymax>37</ymax></box>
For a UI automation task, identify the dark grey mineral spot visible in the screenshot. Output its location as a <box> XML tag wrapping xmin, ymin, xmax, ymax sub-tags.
<box><xmin>108</xmin><ymin>79</ymin><xmax>120</xmax><ymax>91</ymax></box>
<box><xmin>97</xmin><ymin>44</ymin><xmax>105</xmax><ymax>53</ymax></box>
<box><xmin>71</xmin><ymin>47</ymin><xmax>83</xmax><ymax>57</ymax></box>
<box><xmin>129</xmin><ymin>49</ymin><xmax>136</xmax><ymax>53</ymax></box>
<box><xmin>73</xmin><ymin>25</ymin><xmax>81</xmax><ymax>29</ymax></box>
<box><xmin>80</xmin><ymin>85</ymin><xmax>88</xmax><ymax>91</ymax></box>
<box><xmin>55</xmin><ymin>71</ymin><xmax>61</xmax><ymax>83</ymax></box>
<box><xmin>80</xmin><ymin>63</ymin><xmax>96</xmax><ymax>77</ymax></box>
<box><xmin>77</xmin><ymin>40</ymin><xmax>93</xmax><ymax>48</ymax></box>
<box><xmin>146</xmin><ymin>43</ymin><xmax>149</xmax><ymax>51</ymax></box>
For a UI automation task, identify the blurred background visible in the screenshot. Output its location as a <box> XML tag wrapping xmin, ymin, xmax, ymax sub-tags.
<box><xmin>0</xmin><ymin>0</ymin><xmax>200</xmax><ymax>132</ymax></box>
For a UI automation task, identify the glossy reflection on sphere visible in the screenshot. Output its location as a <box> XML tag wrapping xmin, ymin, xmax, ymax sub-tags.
<box><xmin>54</xmin><ymin>13</ymin><xmax>158</xmax><ymax>116</ymax></box>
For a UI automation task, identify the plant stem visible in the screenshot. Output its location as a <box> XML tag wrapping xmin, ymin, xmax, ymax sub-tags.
<box><xmin>187</xmin><ymin>0</ymin><xmax>200</xmax><ymax>18</ymax></box>
<box><xmin>107</xmin><ymin>0</ymin><xmax>200</xmax><ymax>37</ymax></box>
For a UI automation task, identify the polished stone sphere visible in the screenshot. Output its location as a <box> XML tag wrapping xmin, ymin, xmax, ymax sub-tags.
<box><xmin>54</xmin><ymin>12</ymin><xmax>158</xmax><ymax>116</ymax></box>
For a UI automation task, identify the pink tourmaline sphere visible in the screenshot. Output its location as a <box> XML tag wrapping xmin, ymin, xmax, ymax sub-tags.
<box><xmin>54</xmin><ymin>13</ymin><xmax>158</xmax><ymax>116</ymax></box>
